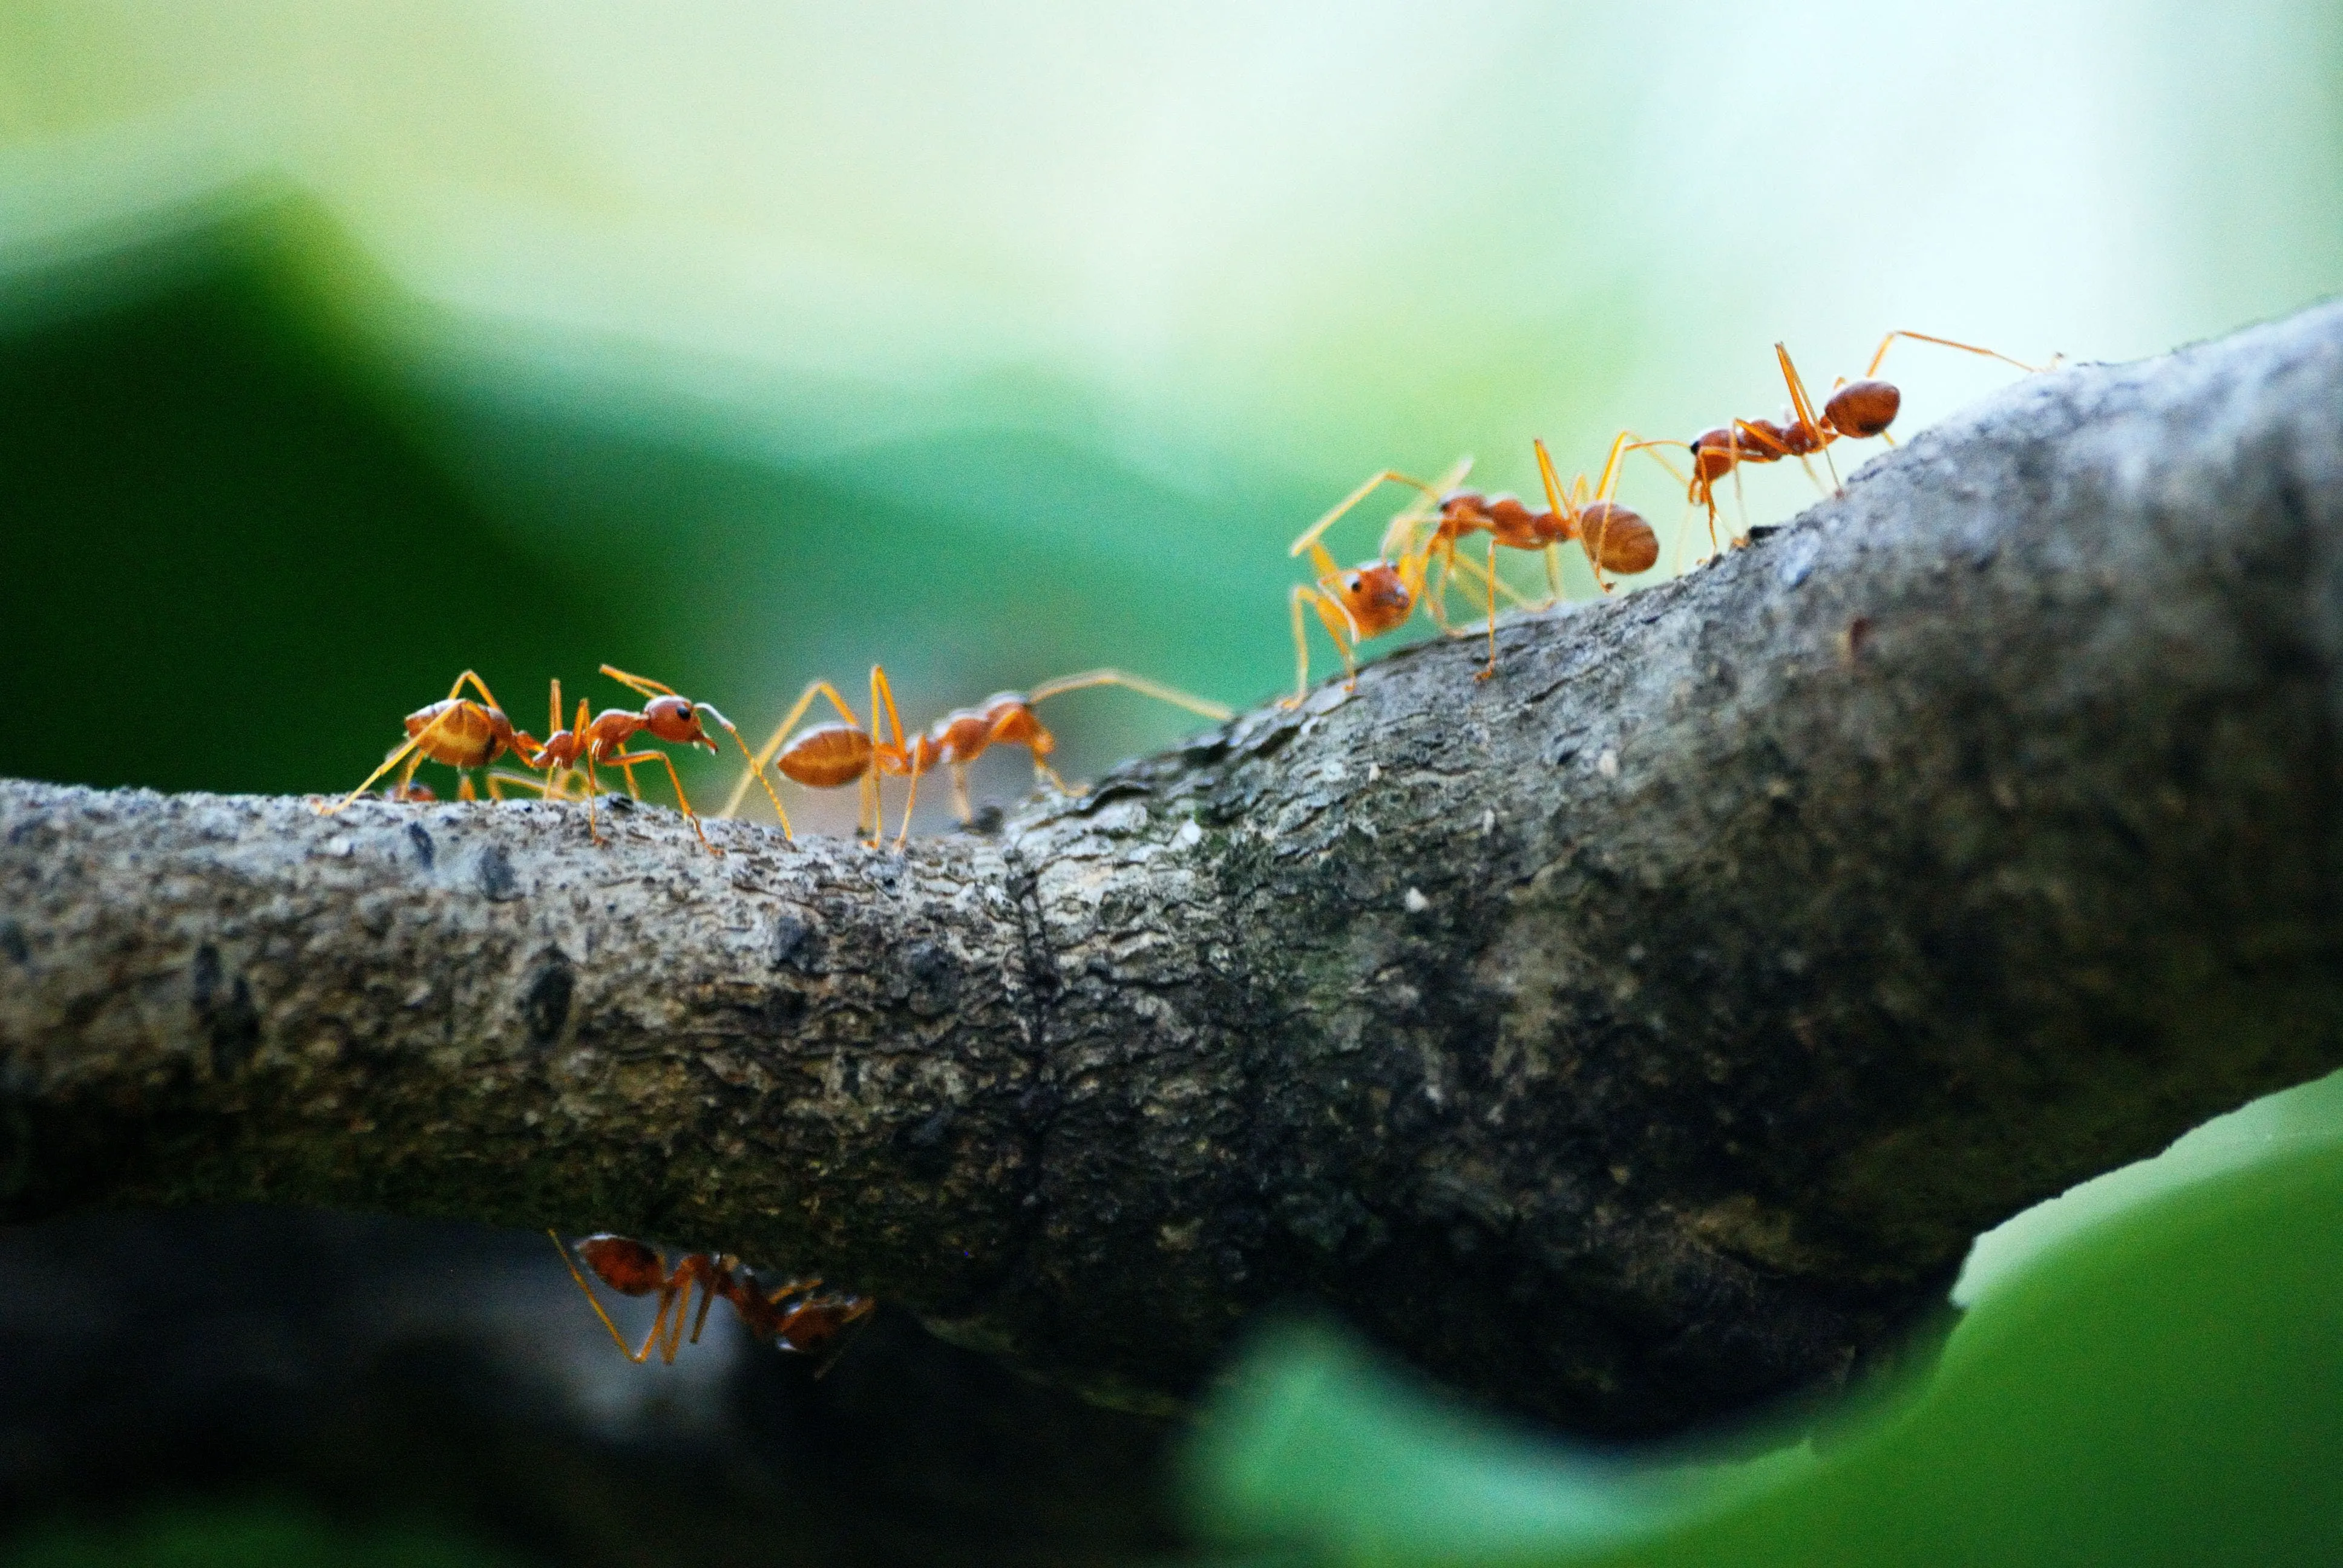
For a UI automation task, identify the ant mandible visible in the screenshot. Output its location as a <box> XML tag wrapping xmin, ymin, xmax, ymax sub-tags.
<box><xmin>899</xmin><ymin>670</ymin><xmax>1233</xmax><ymax>832</ymax></box>
<box><xmin>318</xmin><ymin>669</ymin><xmax>543</xmax><ymax>815</ymax></box>
<box><xmin>722</xmin><ymin>665</ymin><xmax>915</xmax><ymax>844</ymax></box>
<box><xmin>1676</xmin><ymin>332</ymin><xmax>2053</xmax><ymax>549</ymax></box>
<box><xmin>551</xmin><ymin>1230</ymin><xmax>874</xmax><ymax>1364</ymax></box>
<box><xmin>522</xmin><ymin>665</ymin><xmax>781</xmax><ymax>855</ymax></box>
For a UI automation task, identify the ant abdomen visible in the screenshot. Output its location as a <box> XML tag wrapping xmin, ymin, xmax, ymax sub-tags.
<box><xmin>1576</xmin><ymin>500</ymin><xmax>1659</xmax><ymax>575</ymax></box>
<box><xmin>1824</xmin><ymin>378</ymin><xmax>1900</xmax><ymax>439</ymax></box>
<box><xmin>575</xmin><ymin>1233</ymin><xmax>668</xmax><ymax>1295</ymax></box>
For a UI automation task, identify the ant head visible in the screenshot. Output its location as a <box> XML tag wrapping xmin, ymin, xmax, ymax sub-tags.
<box><xmin>575</xmin><ymin>1234</ymin><xmax>667</xmax><ymax>1295</ymax></box>
<box><xmin>1339</xmin><ymin>561</ymin><xmax>1415</xmax><ymax>635</ymax></box>
<box><xmin>643</xmin><ymin>695</ymin><xmax>717</xmax><ymax>751</ymax></box>
<box><xmin>986</xmin><ymin>698</ymin><xmax>1052</xmax><ymax>754</ymax></box>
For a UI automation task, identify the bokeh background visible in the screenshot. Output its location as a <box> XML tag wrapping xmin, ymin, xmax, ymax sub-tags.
<box><xmin>1</xmin><ymin>2</ymin><xmax>2340</xmax><ymax>1563</ymax></box>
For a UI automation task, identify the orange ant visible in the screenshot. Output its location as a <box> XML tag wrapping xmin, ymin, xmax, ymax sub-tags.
<box><xmin>1671</xmin><ymin>332</ymin><xmax>2052</xmax><ymax>550</ymax></box>
<box><xmin>318</xmin><ymin>670</ymin><xmax>543</xmax><ymax>815</ymax></box>
<box><xmin>1284</xmin><ymin>459</ymin><xmax>1489</xmax><ymax>701</ymax></box>
<box><xmin>897</xmin><ymin>670</ymin><xmax>1233</xmax><ymax>830</ymax></box>
<box><xmin>723</xmin><ymin>665</ymin><xmax>915</xmax><ymax>844</ymax></box>
<box><xmin>1299</xmin><ymin>442</ymin><xmax>1657</xmax><ymax>682</ymax></box>
<box><xmin>551</xmin><ymin>1230</ymin><xmax>874</xmax><ymax>1365</ymax></box>
<box><xmin>519</xmin><ymin>665</ymin><xmax>782</xmax><ymax>854</ymax></box>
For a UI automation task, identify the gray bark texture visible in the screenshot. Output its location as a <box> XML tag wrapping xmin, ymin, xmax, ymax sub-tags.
<box><xmin>5</xmin><ymin>302</ymin><xmax>2342</xmax><ymax>1437</ymax></box>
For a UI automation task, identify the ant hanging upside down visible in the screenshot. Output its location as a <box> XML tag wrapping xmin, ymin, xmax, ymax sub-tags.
<box><xmin>551</xmin><ymin>1230</ymin><xmax>876</xmax><ymax>1367</ymax></box>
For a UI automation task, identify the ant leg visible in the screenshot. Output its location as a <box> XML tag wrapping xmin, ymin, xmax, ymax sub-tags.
<box><xmin>320</xmin><ymin>702</ymin><xmax>468</xmax><ymax>815</ymax></box>
<box><xmin>606</xmin><ymin>751</ymin><xmax>718</xmax><ymax>854</ymax></box>
<box><xmin>688</xmin><ymin>1265</ymin><xmax>722</xmax><ymax>1345</ymax></box>
<box><xmin>548</xmin><ymin>1230</ymin><xmax>661</xmax><ymax>1364</ymax></box>
<box><xmin>948</xmin><ymin>761</ymin><xmax>973</xmax><ymax>823</ymax></box>
<box><xmin>1024</xmin><ymin>670</ymin><xmax>1235</xmax><ymax>723</ymax></box>
<box><xmin>582</xmin><ymin>754</ymin><xmax>603</xmax><ymax>845</ymax></box>
<box><xmin>446</xmin><ymin>669</ymin><xmax>509</xmax><ymax>717</ymax></box>
<box><xmin>598</xmin><ymin>664</ymin><xmax>675</xmax><ymax>701</ymax></box>
<box><xmin>686</xmin><ymin>703</ymin><xmax>791</xmax><ymax>838</ymax></box>
<box><xmin>1423</xmin><ymin>544</ymin><xmax>1458</xmax><ymax>635</ymax></box>
<box><xmin>1866</xmin><ymin>329</ymin><xmax>2050</xmax><ymax>378</ymax></box>
<box><xmin>1291</xmin><ymin>468</ymin><xmax>1444</xmax><ymax>560</ymax></box>
<box><xmin>1376</xmin><ymin>456</ymin><xmax>1470</xmax><ymax>561</ymax></box>
<box><xmin>894</xmin><ymin>762</ymin><xmax>920</xmax><ymax>849</ymax></box>
<box><xmin>1286</xmin><ymin>586</ymin><xmax>1317</xmax><ymax>706</ymax></box>
<box><xmin>1286</xmin><ymin>586</ymin><xmax>1360</xmax><ymax>705</ymax></box>
<box><xmin>725</xmin><ymin>681</ymin><xmax>863</xmax><ymax>818</ymax></box>
<box><xmin>485</xmin><ymin>769</ymin><xmax>557</xmax><ymax>799</ymax></box>
<box><xmin>1774</xmin><ymin>344</ymin><xmax>1844</xmax><ymax>492</ymax></box>
<box><xmin>1536</xmin><ymin>440</ymin><xmax>1610</xmax><ymax>594</ymax></box>
<box><xmin>1476</xmin><ymin>535</ymin><xmax>1498</xmax><ymax>681</ymax></box>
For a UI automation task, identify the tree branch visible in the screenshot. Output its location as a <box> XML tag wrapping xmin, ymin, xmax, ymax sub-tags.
<box><xmin>5</xmin><ymin>303</ymin><xmax>2342</xmax><ymax>1436</ymax></box>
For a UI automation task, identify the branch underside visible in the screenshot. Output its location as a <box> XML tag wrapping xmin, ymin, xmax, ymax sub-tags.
<box><xmin>5</xmin><ymin>304</ymin><xmax>2342</xmax><ymax>1436</ymax></box>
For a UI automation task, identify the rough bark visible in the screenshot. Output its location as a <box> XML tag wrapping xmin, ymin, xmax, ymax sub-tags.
<box><xmin>4</xmin><ymin>303</ymin><xmax>2342</xmax><ymax>1437</ymax></box>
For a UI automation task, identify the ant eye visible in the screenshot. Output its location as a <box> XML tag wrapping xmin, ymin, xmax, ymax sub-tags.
<box><xmin>1345</xmin><ymin>574</ymin><xmax>1362</xmax><ymax>591</ymax></box>
<box><xmin>675</xmin><ymin>702</ymin><xmax>692</xmax><ymax>719</ymax></box>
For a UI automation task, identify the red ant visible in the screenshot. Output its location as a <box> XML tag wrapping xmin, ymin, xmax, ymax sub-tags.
<box><xmin>1669</xmin><ymin>332</ymin><xmax>2052</xmax><ymax>550</ymax></box>
<box><xmin>723</xmin><ymin>665</ymin><xmax>913</xmax><ymax>844</ymax></box>
<box><xmin>899</xmin><ymin>670</ymin><xmax>1232</xmax><ymax>829</ymax></box>
<box><xmin>318</xmin><ymin>670</ymin><xmax>542</xmax><ymax>815</ymax></box>
<box><xmin>1299</xmin><ymin>442</ymin><xmax>1658</xmax><ymax>682</ymax></box>
<box><xmin>724</xmin><ymin>667</ymin><xmax>1230</xmax><ymax>844</ymax></box>
<box><xmin>1284</xmin><ymin>459</ymin><xmax>1496</xmax><ymax>701</ymax></box>
<box><xmin>520</xmin><ymin>665</ymin><xmax>781</xmax><ymax>854</ymax></box>
<box><xmin>551</xmin><ymin>1230</ymin><xmax>874</xmax><ymax>1365</ymax></box>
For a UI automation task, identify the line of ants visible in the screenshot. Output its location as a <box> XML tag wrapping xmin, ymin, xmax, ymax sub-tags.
<box><xmin>315</xmin><ymin>661</ymin><xmax>1234</xmax><ymax>853</ymax></box>
<box><xmin>1287</xmin><ymin>329</ymin><xmax>2054</xmax><ymax>691</ymax></box>
<box><xmin>319</xmin><ymin>328</ymin><xmax>2051</xmax><ymax>851</ymax></box>
<box><xmin>326</xmin><ymin>328</ymin><xmax>2047</xmax><ymax>1369</ymax></box>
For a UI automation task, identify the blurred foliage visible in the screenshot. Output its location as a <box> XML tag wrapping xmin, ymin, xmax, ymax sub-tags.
<box><xmin>1189</xmin><ymin>1075</ymin><xmax>2343</xmax><ymax>1566</ymax></box>
<box><xmin>0</xmin><ymin>1501</ymin><xmax>520</xmax><ymax>1568</ymax></box>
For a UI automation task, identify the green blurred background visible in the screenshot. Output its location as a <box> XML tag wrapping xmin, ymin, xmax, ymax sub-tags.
<box><xmin>1</xmin><ymin>1</ymin><xmax>2341</xmax><ymax>1561</ymax></box>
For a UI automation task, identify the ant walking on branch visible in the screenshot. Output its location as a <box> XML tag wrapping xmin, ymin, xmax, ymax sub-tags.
<box><xmin>551</xmin><ymin>1231</ymin><xmax>874</xmax><ymax>1366</ymax></box>
<box><xmin>1670</xmin><ymin>331</ymin><xmax>2054</xmax><ymax>550</ymax></box>
<box><xmin>521</xmin><ymin>665</ymin><xmax>778</xmax><ymax>854</ymax></box>
<box><xmin>723</xmin><ymin>664</ymin><xmax>911</xmax><ymax>844</ymax></box>
<box><xmin>1296</xmin><ymin>443</ymin><xmax>1657</xmax><ymax>685</ymax></box>
<box><xmin>899</xmin><ymin>670</ymin><xmax>1233</xmax><ymax>829</ymax></box>
<box><xmin>318</xmin><ymin>669</ymin><xmax>542</xmax><ymax>814</ymax></box>
<box><xmin>724</xmin><ymin>667</ymin><xmax>1231</xmax><ymax>845</ymax></box>
<box><xmin>1285</xmin><ymin>457</ymin><xmax>1512</xmax><ymax>699</ymax></box>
